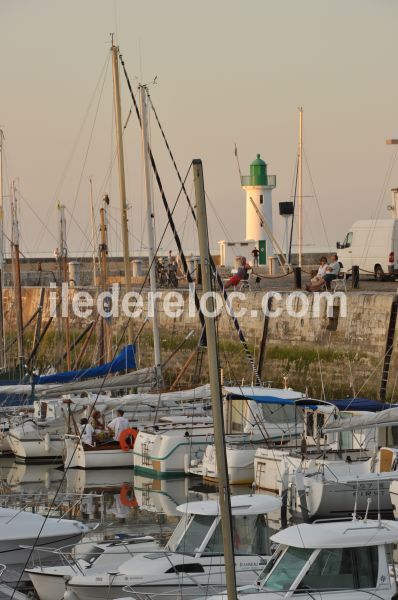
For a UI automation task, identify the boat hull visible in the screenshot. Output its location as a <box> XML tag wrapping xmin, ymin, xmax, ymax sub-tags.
<box><xmin>7</xmin><ymin>433</ymin><xmax>64</xmax><ymax>463</ymax></box>
<box><xmin>65</xmin><ymin>437</ymin><xmax>134</xmax><ymax>469</ymax></box>
<box><xmin>133</xmin><ymin>426</ymin><xmax>212</xmax><ymax>477</ymax></box>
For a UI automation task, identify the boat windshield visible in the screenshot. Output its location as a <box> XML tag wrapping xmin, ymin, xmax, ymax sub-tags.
<box><xmin>262</xmin><ymin>545</ymin><xmax>379</xmax><ymax>592</ymax></box>
<box><xmin>168</xmin><ymin>513</ymin><xmax>270</xmax><ymax>556</ymax></box>
<box><xmin>262</xmin><ymin>546</ymin><xmax>313</xmax><ymax>591</ymax></box>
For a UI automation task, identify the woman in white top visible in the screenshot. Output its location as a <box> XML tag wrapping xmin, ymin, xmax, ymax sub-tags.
<box><xmin>311</xmin><ymin>256</ymin><xmax>328</xmax><ymax>284</ymax></box>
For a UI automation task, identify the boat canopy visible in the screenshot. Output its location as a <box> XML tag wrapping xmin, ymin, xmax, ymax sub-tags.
<box><xmin>224</xmin><ymin>386</ymin><xmax>304</xmax><ymax>405</ymax></box>
<box><xmin>324</xmin><ymin>406</ymin><xmax>398</xmax><ymax>433</ymax></box>
<box><xmin>33</xmin><ymin>345</ymin><xmax>136</xmax><ymax>385</ymax></box>
<box><xmin>271</xmin><ymin>519</ymin><xmax>398</xmax><ymax>549</ymax></box>
<box><xmin>177</xmin><ymin>494</ymin><xmax>281</xmax><ymax>516</ymax></box>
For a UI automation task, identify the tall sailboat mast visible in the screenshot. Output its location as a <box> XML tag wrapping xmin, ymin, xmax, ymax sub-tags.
<box><xmin>0</xmin><ymin>131</ymin><xmax>5</xmax><ymax>369</ymax></box>
<box><xmin>139</xmin><ymin>84</ymin><xmax>162</xmax><ymax>381</ymax></box>
<box><xmin>99</xmin><ymin>196</ymin><xmax>111</xmax><ymax>363</ymax></box>
<box><xmin>58</xmin><ymin>204</ymin><xmax>71</xmax><ymax>370</ymax></box>
<box><xmin>298</xmin><ymin>106</ymin><xmax>303</xmax><ymax>268</ymax></box>
<box><xmin>89</xmin><ymin>177</ymin><xmax>98</xmax><ymax>286</ymax></box>
<box><xmin>10</xmin><ymin>182</ymin><xmax>24</xmax><ymax>377</ymax></box>
<box><xmin>193</xmin><ymin>159</ymin><xmax>238</xmax><ymax>600</ymax></box>
<box><xmin>111</xmin><ymin>39</ymin><xmax>133</xmax><ymax>344</ymax></box>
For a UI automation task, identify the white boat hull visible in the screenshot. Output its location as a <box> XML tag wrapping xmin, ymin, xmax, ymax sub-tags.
<box><xmin>191</xmin><ymin>443</ymin><xmax>256</xmax><ymax>485</ymax></box>
<box><xmin>7</xmin><ymin>433</ymin><xmax>64</xmax><ymax>462</ymax></box>
<box><xmin>65</xmin><ymin>561</ymin><xmax>264</xmax><ymax>600</ymax></box>
<box><xmin>65</xmin><ymin>437</ymin><xmax>134</xmax><ymax>469</ymax></box>
<box><xmin>27</xmin><ymin>569</ymin><xmax>69</xmax><ymax>600</ymax></box>
<box><xmin>134</xmin><ymin>426</ymin><xmax>213</xmax><ymax>477</ymax></box>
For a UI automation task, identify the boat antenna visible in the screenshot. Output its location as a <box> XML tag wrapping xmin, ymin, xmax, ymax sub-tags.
<box><xmin>377</xmin><ymin>475</ymin><xmax>381</xmax><ymax>526</ymax></box>
<box><xmin>364</xmin><ymin>497</ymin><xmax>371</xmax><ymax>523</ymax></box>
<box><xmin>352</xmin><ymin>477</ymin><xmax>359</xmax><ymax>521</ymax></box>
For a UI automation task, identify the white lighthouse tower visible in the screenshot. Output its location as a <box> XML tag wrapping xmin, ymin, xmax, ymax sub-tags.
<box><xmin>241</xmin><ymin>154</ymin><xmax>276</xmax><ymax>265</ymax></box>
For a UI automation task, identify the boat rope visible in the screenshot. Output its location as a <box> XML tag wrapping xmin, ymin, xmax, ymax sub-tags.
<box><xmin>135</xmin><ymin>72</ymin><xmax>260</xmax><ymax>383</ymax></box>
<box><xmin>119</xmin><ymin>55</ymin><xmax>207</xmax><ymax>345</ymax></box>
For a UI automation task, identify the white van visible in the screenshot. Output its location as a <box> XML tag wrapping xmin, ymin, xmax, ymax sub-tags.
<box><xmin>337</xmin><ymin>219</ymin><xmax>398</xmax><ymax>280</ymax></box>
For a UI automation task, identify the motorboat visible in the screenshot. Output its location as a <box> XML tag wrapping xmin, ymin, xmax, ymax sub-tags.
<box><xmin>203</xmin><ymin>517</ymin><xmax>398</xmax><ymax>599</ymax></box>
<box><xmin>6</xmin><ymin>397</ymin><xmax>85</xmax><ymax>463</ymax></box>
<box><xmin>189</xmin><ymin>386</ymin><xmax>305</xmax><ymax>485</ymax></box>
<box><xmin>25</xmin><ymin>534</ymin><xmax>158</xmax><ymax>600</ymax></box>
<box><xmin>0</xmin><ymin>506</ymin><xmax>89</xmax><ymax>564</ymax></box>
<box><xmin>63</xmin><ymin>493</ymin><xmax>281</xmax><ymax>600</ymax></box>
<box><xmin>133</xmin><ymin>416</ymin><xmax>214</xmax><ymax>477</ymax></box>
<box><xmin>253</xmin><ymin>403</ymin><xmax>387</xmax><ymax>519</ymax></box>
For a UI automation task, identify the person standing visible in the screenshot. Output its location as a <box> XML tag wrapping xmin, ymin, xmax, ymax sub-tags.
<box><xmin>251</xmin><ymin>246</ymin><xmax>259</xmax><ymax>266</ymax></box>
<box><xmin>107</xmin><ymin>409</ymin><xmax>130</xmax><ymax>442</ymax></box>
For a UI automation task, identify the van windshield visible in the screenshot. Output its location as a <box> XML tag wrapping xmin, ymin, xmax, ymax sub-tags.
<box><xmin>343</xmin><ymin>232</ymin><xmax>353</xmax><ymax>248</ymax></box>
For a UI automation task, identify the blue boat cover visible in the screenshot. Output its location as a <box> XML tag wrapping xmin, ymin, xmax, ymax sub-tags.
<box><xmin>226</xmin><ymin>393</ymin><xmax>300</xmax><ymax>406</ymax></box>
<box><xmin>227</xmin><ymin>394</ymin><xmax>397</xmax><ymax>411</ymax></box>
<box><xmin>329</xmin><ymin>398</ymin><xmax>398</xmax><ymax>412</ymax></box>
<box><xmin>33</xmin><ymin>345</ymin><xmax>136</xmax><ymax>385</ymax></box>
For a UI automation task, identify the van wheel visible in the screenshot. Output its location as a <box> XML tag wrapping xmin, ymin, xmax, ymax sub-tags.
<box><xmin>374</xmin><ymin>265</ymin><xmax>384</xmax><ymax>281</ymax></box>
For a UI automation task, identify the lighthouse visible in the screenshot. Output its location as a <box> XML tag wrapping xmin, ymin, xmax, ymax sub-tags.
<box><xmin>241</xmin><ymin>154</ymin><xmax>276</xmax><ymax>265</ymax></box>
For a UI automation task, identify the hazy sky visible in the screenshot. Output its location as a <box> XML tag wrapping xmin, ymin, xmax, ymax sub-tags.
<box><xmin>1</xmin><ymin>0</ymin><xmax>398</xmax><ymax>258</ymax></box>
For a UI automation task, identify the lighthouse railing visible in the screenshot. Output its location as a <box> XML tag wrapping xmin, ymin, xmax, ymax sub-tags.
<box><xmin>240</xmin><ymin>174</ymin><xmax>276</xmax><ymax>187</ymax></box>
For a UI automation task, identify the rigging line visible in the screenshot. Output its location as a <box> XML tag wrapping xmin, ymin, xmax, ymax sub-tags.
<box><xmin>67</xmin><ymin>54</ymin><xmax>111</xmax><ymax>237</ymax></box>
<box><xmin>64</xmin><ymin>206</ymin><xmax>95</xmax><ymax>249</ymax></box>
<box><xmin>136</xmin><ymin>69</ymin><xmax>259</xmax><ymax>381</ymax></box>
<box><xmin>359</xmin><ymin>146</ymin><xmax>398</xmax><ymax>266</ymax></box>
<box><xmin>119</xmin><ymin>56</ymin><xmax>206</xmax><ymax>340</ymax></box>
<box><xmin>10</xmin><ymin>169</ymin><xmax>191</xmax><ymax>598</ymax></box>
<box><xmin>147</xmin><ymin>90</ymin><xmax>196</xmax><ymax>218</ymax></box>
<box><xmin>55</xmin><ymin>53</ymin><xmax>111</xmax><ymax>202</ymax></box>
<box><xmin>205</xmin><ymin>190</ymin><xmax>235</xmax><ymax>244</ymax></box>
<box><xmin>17</xmin><ymin>190</ymin><xmax>58</xmax><ymax>245</ymax></box>
<box><xmin>303</xmin><ymin>149</ymin><xmax>331</xmax><ymax>251</ymax></box>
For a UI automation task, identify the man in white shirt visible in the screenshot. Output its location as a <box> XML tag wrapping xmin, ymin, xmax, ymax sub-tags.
<box><xmin>107</xmin><ymin>409</ymin><xmax>130</xmax><ymax>442</ymax></box>
<box><xmin>80</xmin><ymin>418</ymin><xmax>95</xmax><ymax>447</ymax></box>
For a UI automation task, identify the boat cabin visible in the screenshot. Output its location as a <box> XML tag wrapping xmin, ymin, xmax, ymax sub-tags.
<box><xmin>167</xmin><ymin>494</ymin><xmax>281</xmax><ymax>558</ymax></box>
<box><xmin>249</xmin><ymin>519</ymin><xmax>398</xmax><ymax>599</ymax></box>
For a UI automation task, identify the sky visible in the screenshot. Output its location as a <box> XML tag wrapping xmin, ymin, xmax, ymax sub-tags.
<box><xmin>1</xmin><ymin>0</ymin><xmax>398</xmax><ymax>258</ymax></box>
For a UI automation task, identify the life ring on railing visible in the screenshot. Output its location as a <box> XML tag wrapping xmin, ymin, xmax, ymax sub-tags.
<box><xmin>120</xmin><ymin>484</ymin><xmax>138</xmax><ymax>507</ymax></box>
<box><xmin>119</xmin><ymin>428</ymin><xmax>138</xmax><ymax>452</ymax></box>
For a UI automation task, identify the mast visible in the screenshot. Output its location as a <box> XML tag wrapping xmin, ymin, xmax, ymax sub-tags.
<box><xmin>99</xmin><ymin>196</ymin><xmax>111</xmax><ymax>363</ymax></box>
<box><xmin>193</xmin><ymin>159</ymin><xmax>237</xmax><ymax>600</ymax></box>
<box><xmin>111</xmin><ymin>40</ymin><xmax>133</xmax><ymax>344</ymax></box>
<box><xmin>0</xmin><ymin>131</ymin><xmax>5</xmax><ymax>369</ymax></box>
<box><xmin>139</xmin><ymin>85</ymin><xmax>162</xmax><ymax>380</ymax></box>
<box><xmin>89</xmin><ymin>177</ymin><xmax>98</xmax><ymax>287</ymax></box>
<box><xmin>58</xmin><ymin>204</ymin><xmax>71</xmax><ymax>370</ymax></box>
<box><xmin>10</xmin><ymin>182</ymin><xmax>24</xmax><ymax>378</ymax></box>
<box><xmin>298</xmin><ymin>106</ymin><xmax>303</xmax><ymax>268</ymax></box>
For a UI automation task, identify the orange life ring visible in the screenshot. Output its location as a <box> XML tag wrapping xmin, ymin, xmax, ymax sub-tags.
<box><xmin>119</xmin><ymin>428</ymin><xmax>138</xmax><ymax>452</ymax></box>
<box><xmin>120</xmin><ymin>484</ymin><xmax>138</xmax><ymax>507</ymax></box>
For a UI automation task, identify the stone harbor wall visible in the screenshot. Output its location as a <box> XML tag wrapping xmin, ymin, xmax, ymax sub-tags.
<box><xmin>2</xmin><ymin>287</ymin><xmax>396</xmax><ymax>400</ymax></box>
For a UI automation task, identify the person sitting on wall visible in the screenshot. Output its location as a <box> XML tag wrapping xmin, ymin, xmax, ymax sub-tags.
<box><xmin>306</xmin><ymin>253</ymin><xmax>340</xmax><ymax>292</ymax></box>
<box><xmin>310</xmin><ymin>256</ymin><xmax>328</xmax><ymax>284</ymax></box>
<box><xmin>224</xmin><ymin>257</ymin><xmax>251</xmax><ymax>289</ymax></box>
